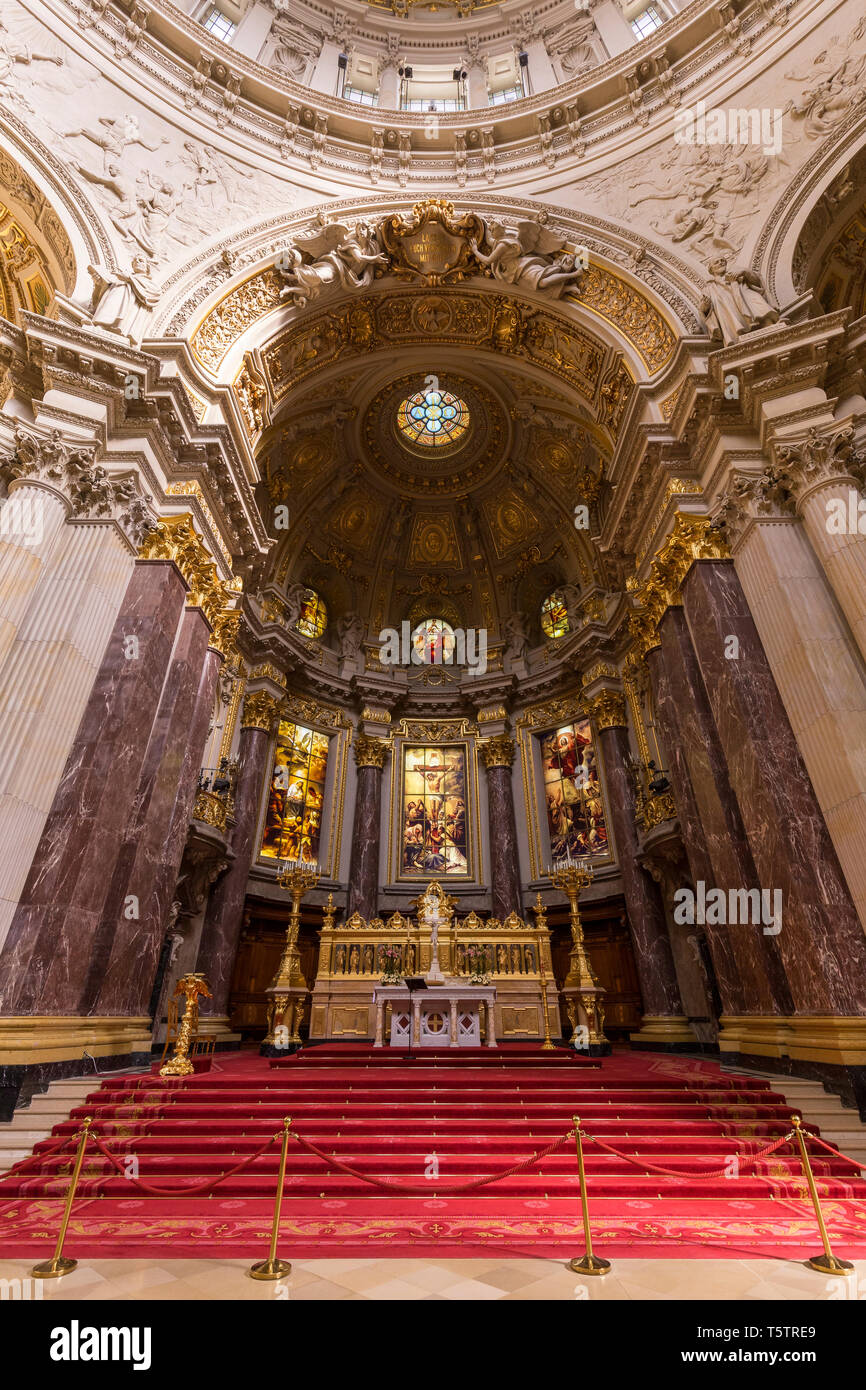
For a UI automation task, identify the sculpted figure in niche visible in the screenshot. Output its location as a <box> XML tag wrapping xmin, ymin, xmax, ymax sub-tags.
<box><xmin>700</xmin><ymin>259</ymin><xmax>782</xmax><ymax>345</ymax></box>
<box><xmin>471</xmin><ymin>220</ymin><xmax>585</xmax><ymax>298</ymax></box>
<box><xmin>278</xmin><ymin>220</ymin><xmax>387</xmax><ymax>308</ymax></box>
<box><xmin>503</xmin><ymin>611</ymin><xmax>530</xmax><ymax>664</ymax></box>
<box><xmin>88</xmin><ymin>255</ymin><xmax>159</xmax><ymax>345</ymax></box>
<box><xmin>337</xmin><ymin>610</ymin><xmax>364</xmax><ymax>661</ymax></box>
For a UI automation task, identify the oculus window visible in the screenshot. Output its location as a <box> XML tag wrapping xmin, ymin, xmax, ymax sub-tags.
<box><xmin>397</xmin><ymin>388</ymin><xmax>469</xmax><ymax>448</ymax></box>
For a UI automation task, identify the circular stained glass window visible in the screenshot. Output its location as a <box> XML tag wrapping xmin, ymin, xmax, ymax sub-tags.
<box><xmin>294</xmin><ymin>587</ymin><xmax>328</xmax><ymax>639</ymax></box>
<box><xmin>397</xmin><ymin>388</ymin><xmax>469</xmax><ymax>449</ymax></box>
<box><xmin>541</xmin><ymin>590</ymin><xmax>570</xmax><ymax>640</ymax></box>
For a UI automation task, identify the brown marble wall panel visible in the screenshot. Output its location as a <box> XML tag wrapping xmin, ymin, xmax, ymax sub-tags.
<box><xmin>598</xmin><ymin>724</ymin><xmax>682</xmax><ymax>1017</ymax></box>
<box><xmin>0</xmin><ymin>560</ymin><xmax>187</xmax><ymax>1015</ymax></box>
<box><xmin>486</xmin><ymin>764</ymin><xmax>523</xmax><ymax>921</ymax></box>
<box><xmin>86</xmin><ymin>608</ymin><xmax>216</xmax><ymax>1016</ymax></box>
<box><xmin>196</xmin><ymin>724</ymin><xmax>271</xmax><ymax>1016</ymax></box>
<box><xmin>655</xmin><ymin>608</ymin><xmax>790</xmax><ymax>1016</ymax></box>
<box><xmin>346</xmin><ymin>764</ymin><xmax>383</xmax><ymax>921</ymax></box>
<box><xmin>682</xmin><ymin>560</ymin><xmax>866</xmax><ymax>1016</ymax></box>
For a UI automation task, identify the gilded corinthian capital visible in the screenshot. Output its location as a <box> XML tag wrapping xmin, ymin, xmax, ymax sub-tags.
<box><xmin>354</xmin><ymin>734</ymin><xmax>389</xmax><ymax>768</ymax></box>
<box><xmin>587</xmin><ymin>691</ymin><xmax>627</xmax><ymax>730</ymax></box>
<box><xmin>241</xmin><ymin>690</ymin><xmax>281</xmax><ymax>731</ymax></box>
<box><xmin>480</xmin><ymin>734</ymin><xmax>515</xmax><ymax>768</ymax></box>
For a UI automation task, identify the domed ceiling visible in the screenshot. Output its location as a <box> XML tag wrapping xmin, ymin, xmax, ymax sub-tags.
<box><xmin>256</xmin><ymin>289</ymin><xmax>615</xmax><ymax>655</ymax></box>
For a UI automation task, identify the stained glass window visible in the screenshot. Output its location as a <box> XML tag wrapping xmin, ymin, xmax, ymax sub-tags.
<box><xmin>294</xmin><ymin>588</ymin><xmax>328</xmax><ymax>639</ymax></box>
<box><xmin>401</xmin><ymin>745</ymin><xmax>468</xmax><ymax>875</ymax></box>
<box><xmin>261</xmin><ymin>721</ymin><xmax>330</xmax><ymax>862</ymax></box>
<box><xmin>541</xmin><ymin>590</ymin><xmax>570</xmax><ymax>639</ymax></box>
<box><xmin>397</xmin><ymin>388</ymin><xmax>469</xmax><ymax>448</ymax></box>
<box><xmin>410</xmin><ymin>618</ymin><xmax>456</xmax><ymax>664</ymax></box>
<box><xmin>541</xmin><ymin>720</ymin><xmax>608</xmax><ymax>864</ymax></box>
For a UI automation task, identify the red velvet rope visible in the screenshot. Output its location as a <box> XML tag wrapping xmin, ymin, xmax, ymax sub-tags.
<box><xmin>0</xmin><ymin>1130</ymin><xmax>78</xmax><ymax>1185</ymax></box>
<box><xmin>803</xmin><ymin>1131</ymin><xmax>866</xmax><ymax>1171</ymax></box>
<box><xmin>86</xmin><ymin>1127</ymin><xmax>281</xmax><ymax>1196</ymax></box>
<box><xmin>583</xmin><ymin>1129</ymin><xmax>796</xmax><ymax>1181</ymax></box>
<box><xmin>289</xmin><ymin>1128</ymin><xmax>576</xmax><ymax>1194</ymax></box>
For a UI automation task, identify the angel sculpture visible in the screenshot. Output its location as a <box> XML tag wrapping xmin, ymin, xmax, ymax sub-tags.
<box><xmin>471</xmin><ymin>220</ymin><xmax>586</xmax><ymax>298</ymax></box>
<box><xmin>278</xmin><ymin>220</ymin><xmax>388</xmax><ymax>307</ymax></box>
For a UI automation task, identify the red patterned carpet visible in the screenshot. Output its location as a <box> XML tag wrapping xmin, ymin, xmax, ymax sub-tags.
<box><xmin>2</xmin><ymin>1046</ymin><xmax>865</xmax><ymax>1259</ymax></box>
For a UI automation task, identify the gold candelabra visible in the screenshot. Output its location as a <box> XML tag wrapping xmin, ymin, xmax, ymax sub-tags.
<box><xmin>160</xmin><ymin>974</ymin><xmax>212</xmax><ymax>1076</ymax></box>
<box><xmin>263</xmin><ymin>861</ymin><xmax>320</xmax><ymax>1048</ymax></box>
<box><xmin>548</xmin><ymin>860</ymin><xmax>608</xmax><ymax>1052</ymax></box>
<box><xmin>533</xmin><ymin>893</ymin><xmax>556</xmax><ymax>1050</ymax></box>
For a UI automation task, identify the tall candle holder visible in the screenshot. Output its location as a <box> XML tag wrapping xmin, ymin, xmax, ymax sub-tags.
<box><xmin>549</xmin><ymin>858</ymin><xmax>609</xmax><ymax>1054</ymax></box>
<box><xmin>261</xmin><ymin>860</ymin><xmax>320</xmax><ymax>1052</ymax></box>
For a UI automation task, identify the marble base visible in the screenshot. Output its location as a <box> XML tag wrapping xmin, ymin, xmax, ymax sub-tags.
<box><xmin>0</xmin><ymin>1045</ymin><xmax>152</xmax><ymax>1122</ymax></box>
<box><xmin>629</xmin><ymin>1015</ymin><xmax>698</xmax><ymax>1050</ymax></box>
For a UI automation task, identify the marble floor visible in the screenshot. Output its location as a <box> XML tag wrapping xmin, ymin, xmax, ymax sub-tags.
<box><xmin>1</xmin><ymin>1256</ymin><xmax>864</xmax><ymax>1300</ymax></box>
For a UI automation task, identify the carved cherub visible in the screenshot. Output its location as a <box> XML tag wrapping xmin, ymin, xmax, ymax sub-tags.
<box><xmin>471</xmin><ymin>220</ymin><xmax>585</xmax><ymax>297</ymax></box>
<box><xmin>278</xmin><ymin>220</ymin><xmax>387</xmax><ymax>307</ymax></box>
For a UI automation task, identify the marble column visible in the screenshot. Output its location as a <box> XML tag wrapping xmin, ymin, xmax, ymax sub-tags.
<box><xmin>0</xmin><ymin>521</ymin><xmax>134</xmax><ymax>951</ymax></box>
<box><xmin>346</xmin><ymin>735</ymin><xmax>388</xmax><ymax>921</ymax></box>
<box><xmin>86</xmin><ymin>606</ymin><xmax>219</xmax><ymax>1016</ymax></box>
<box><xmin>652</xmin><ymin>608</ymin><xmax>789</xmax><ymax>1017</ymax></box>
<box><xmin>0</xmin><ymin>483</ymin><xmax>68</xmax><ymax>675</ymax></box>
<box><xmin>195</xmin><ymin>690</ymin><xmax>281</xmax><ymax>1028</ymax></box>
<box><xmin>681</xmin><ymin>559</ymin><xmax>866</xmax><ymax>1020</ymax></box>
<box><xmin>480</xmin><ymin>736</ymin><xmax>522</xmax><ymax>921</ymax></box>
<box><xmin>721</xmin><ymin>493</ymin><xmax>866</xmax><ymax>929</ymax></box>
<box><xmin>0</xmin><ymin>558</ymin><xmax>187</xmax><ymax>1017</ymax></box>
<box><xmin>588</xmin><ymin>693</ymin><xmax>691</xmax><ymax>1047</ymax></box>
<box><xmin>777</xmin><ymin>427</ymin><xmax>866</xmax><ymax>668</ymax></box>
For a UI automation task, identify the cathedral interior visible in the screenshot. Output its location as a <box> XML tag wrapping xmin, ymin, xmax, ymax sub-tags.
<box><xmin>2</xmin><ymin>0</ymin><xmax>866</xmax><ymax>1323</ymax></box>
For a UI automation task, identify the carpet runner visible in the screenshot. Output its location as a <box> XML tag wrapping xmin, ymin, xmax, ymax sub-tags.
<box><xmin>1</xmin><ymin>1046</ymin><xmax>865</xmax><ymax>1259</ymax></box>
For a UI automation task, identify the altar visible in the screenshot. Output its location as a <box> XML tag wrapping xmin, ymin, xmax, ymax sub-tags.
<box><xmin>373</xmin><ymin>983</ymin><xmax>497</xmax><ymax>1048</ymax></box>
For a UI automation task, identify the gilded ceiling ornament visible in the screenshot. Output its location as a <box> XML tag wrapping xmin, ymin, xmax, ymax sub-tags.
<box><xmin>408</xmin><ymin>513</ymin><xmax>462</xmax><ymax>568</ymax></box>
<box><xmin>354</xmin><ymin>734</ymin><xmax>389</xmax><ymax>768</ymax></box>
<box><xmin>572</xmin><ymin>266</ymin><xmax>676</xmax><ymax>372</ymax></box>
<box><xmin>191</xmin><ymin>267</ymin><xmax>283</xmax><ymax>372</ymax></box>
<box><xmin>587</xmin><ymin>691</ymin><xmax>628</xmax><ymax>730</ymax></box>
<box><xmin>241</xmin><ymin>690</ymin><xmax>281</xmax><ymax>731</ymax></box>
<box><xmin>282</xmin><ymin>693</ymin><xmax>352</xmax><ymax>729</ymax></box>
<box><xmin>480</xmin><ymin>735</ymin><xmax>516</xmax><ymax>768</ymax></box>
<box><xmin>380</xmin><ymin>200</ymin><xmax>485</xmax><ymax>285</ymax></box>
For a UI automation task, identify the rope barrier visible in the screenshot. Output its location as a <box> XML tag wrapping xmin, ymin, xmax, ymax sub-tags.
<box><xmin>290</xmin><ymin>1128</ymin><xmax>575</xmax><ymax>1193</ymax></box>
<box><xmin>584</xmin><ymin>1129</ymin><xmax>797</xmax><ymax>1180</ymax></box>
<box><xmin>84</xmin><ymin>1128</ymin><xmax>281</xmax><ymax>1196</ymax></box>
<box><xmin>0</xmin><ymin>1131</ymin><xmax>78</xmax><ymax>1185</ymax></box>
<box><xmin>802</xmin><ymin>1131</ymin><xmax>866</xmax><ymax>1171</ymax></box>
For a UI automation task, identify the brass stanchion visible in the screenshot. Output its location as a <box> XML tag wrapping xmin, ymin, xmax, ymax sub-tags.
<box><xmin>538</xmin><ymin>952</ymin><xmax>556</xmax><ymax>1052</ymax></box>
<box><xmin>791</xmin><ymin>1116</ymin><xmax>854</xmax><ymax>1277</ymax></box>
<box><xmin>568</xmin><ymin>1115</ymin><xmax>611</xmax><ymax>1276</ymax></box>
<box><xmin>249</xmin><ymin>1117</ymin><xmax>293</xmax><ymax>1281</ymax></box>
<box><xmin>32</xmin><ymin>1117</ymin><xmax>92</xmax><ymax>1279</ymax></box>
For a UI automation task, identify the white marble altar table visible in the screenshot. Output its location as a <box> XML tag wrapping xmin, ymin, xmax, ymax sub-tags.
<box><xmin>372</xmin><ymin>983</ymin><xmax>497</xmax><ymax>1047</ymax></box>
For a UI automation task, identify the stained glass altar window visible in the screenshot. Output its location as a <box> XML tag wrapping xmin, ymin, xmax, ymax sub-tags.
<box><xmin>541</xmin><ymin>719</ymin><xmax>608</xmax><ymax>863</ymax></box>
<box><xmin>401</xmin><ymin>745</ymin><xmax>468</xmax><ymax>875</ymax></box>
<box><xmin>261</xmin><ymin>721</ymin><xmax>330</xmax><ymax>862</ymax></box>
<box><xmin>541</xmin><ymin>589</ymin><xmax>570</xmax><ymax>639</ymax></box>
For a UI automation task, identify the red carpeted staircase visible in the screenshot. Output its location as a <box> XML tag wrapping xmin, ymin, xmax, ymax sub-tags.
<box><xmin>1</xmin><ymin>1046</ymin><xmax>865</xmax><ymax>1259</ymax></box>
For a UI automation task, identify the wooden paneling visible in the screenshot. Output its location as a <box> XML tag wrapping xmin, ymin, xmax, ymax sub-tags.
<box><xmin>549</xmin><ymin>899</ymin><xmax>642</xmax><ymax>1037</ymax></box>
<box><xmin>227</xmin><ymin>902</ymin><xmax>322</xmax><ymax>1038</ymax></box>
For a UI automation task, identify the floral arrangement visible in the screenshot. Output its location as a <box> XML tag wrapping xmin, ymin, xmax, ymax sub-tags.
<box><xmin>465</xmin><ymin>943</ymin><xmax>491</xmax><ymax>984</ymax></box>
<box><xmin>379</xmin><ymin>944</ymin><xmax>404</xmax><ymax>985</ymax></box>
